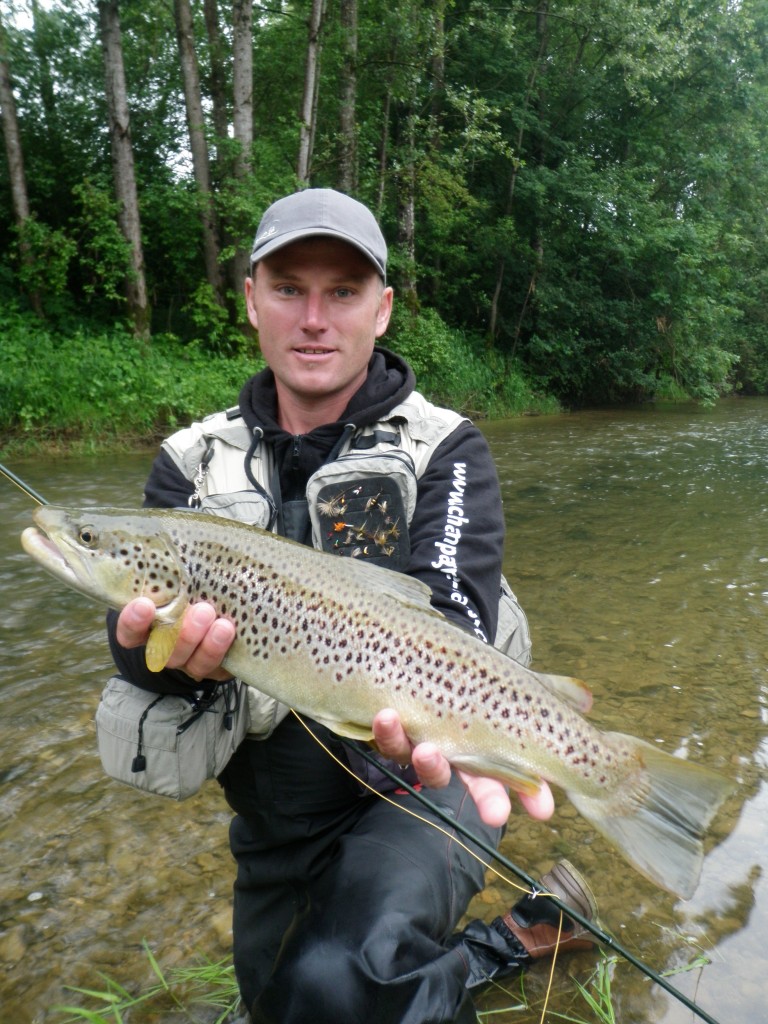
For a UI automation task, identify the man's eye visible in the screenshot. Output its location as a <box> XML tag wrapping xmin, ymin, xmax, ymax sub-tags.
<box><xmin>277</xmin><ymin>285</ymin><xmax>298</xmax><ymax>296</ymax></box>
<box><xmin>335</xmin><ymin>288</ymin><xmax>354</xmax><ymax>298</ymax></box>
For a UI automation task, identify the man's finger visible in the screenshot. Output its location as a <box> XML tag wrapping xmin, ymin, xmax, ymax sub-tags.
<box><xmin>372</xmin><ymin>708</ymin><xmax>412</xmax><ymax>764</ymax></box>
<box><xmin>166</xmin><ymin>604</ymin><xmax>235</xmax><ymax>678</ymax></box>
<box><xmin>116</xmin><ymin>597</ymin><xmax>157</xmax><ymax>648</ymax></box>
<box><xmin>516</xmin><ymin>781</ymin><xmax>555</xmax><ymax>821</ymax></box>
<box><xmin>457</xmin><ymin>771</ymin><xmax>511</xmax><ymax>827</ymax></box>
<box><xmin>181</xmin><ymin>617</ymin><xmax>237</xmax><ymax>680</ymax></box>
<box><xmin>411</xmin><ymin>742</ymin><xmax>451</xmax><ymax>788</ymax></box>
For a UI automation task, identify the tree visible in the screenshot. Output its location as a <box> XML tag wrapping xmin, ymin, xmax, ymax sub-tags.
<box><xmin>173</xmin><ymin>0</ymin><xmax>225</xmax><ymax>306</ymax></box>
<box><xmin>230</xmin><ymin>0</ymin><xmax>253</xmax><ymax>290</ymax></box>
<box><xmin>1</xmin><ymin>0</ymin><xmax>767</xmax><ymax>406</ymax></box>
<box><xmin>202</xmin><ymin>0</ymin><xmax>229</xmax><ymax>160</ymax></box>
<box><xmin>97</xmin><ymin>0</ymin><xmax>150</xmax><ymax>339</ymax></box>
<box><xmin>297</xmin><ymin>0</ymin><xmax>326</xmax><ymax>185</ymax></box>
<box><xmin>338</xmin><ymin>0</ymin><xmax>357</xmax><ymax>192</ymax></box>
<box><xmin>0</xmin><ymin>11</ymin><xmax>41</xmax><ymax>314</ymax></box>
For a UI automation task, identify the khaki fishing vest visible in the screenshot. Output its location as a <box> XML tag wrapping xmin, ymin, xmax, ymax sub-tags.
<box><xmin>161</xmin><ymin>392</ymin><xmax>531</xmax><ymax>736</ymax></box>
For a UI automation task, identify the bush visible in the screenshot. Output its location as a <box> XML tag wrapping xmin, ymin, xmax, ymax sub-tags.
<box><xmin>386</xmin><ymin>305</ymin><xmax>558</xmax><ymax>418</ymax></box>
<box><xmin>0</xmin><ymin>303</ymin><xmax>261</xmax><ymax>451</ymax></box>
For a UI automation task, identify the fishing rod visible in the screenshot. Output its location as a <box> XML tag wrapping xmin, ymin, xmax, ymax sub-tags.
<box><xmin>0</xmin><ymin>461</ymin><xmax>49</xmax><ymax>506</ymax></box>
<box><xmin>4</xmin><ymin>460</ymin><xmax>722</xmax><ymax>1024</ymax></box>
<box><xmin>345</xmin><ymin>740</ymin><xmax>724</xmax><ymax>1024</ymax></box>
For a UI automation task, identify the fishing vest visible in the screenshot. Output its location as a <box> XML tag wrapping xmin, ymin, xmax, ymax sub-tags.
<box><xmin>161</xmin><ymin>392</ymin><xmax>532</xmax><ymax>737</ymax></box>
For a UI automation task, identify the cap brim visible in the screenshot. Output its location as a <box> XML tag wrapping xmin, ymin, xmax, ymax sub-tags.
<box><xmin>250</xmin><ymin>229</ymin><xmax>386</xmax><ymax>278</ymax></box>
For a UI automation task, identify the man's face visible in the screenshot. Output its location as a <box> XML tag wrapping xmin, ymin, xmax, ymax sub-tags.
<box><xmin>245</xmin><ymin>238</ymin><xmax>393</xmax><ymax>412</ymax></box>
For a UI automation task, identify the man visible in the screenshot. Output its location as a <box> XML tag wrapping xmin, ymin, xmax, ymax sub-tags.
<box><xmin>107</xmin><ymin>189</ymin><xmax>596</xmax><ymax>1023</ymax></box>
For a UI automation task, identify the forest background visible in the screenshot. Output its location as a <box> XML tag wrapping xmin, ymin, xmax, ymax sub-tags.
<box><xmin>2</xmin><ymin>0</ymin><xmax>768</xmax><ymax>453</ymax></box>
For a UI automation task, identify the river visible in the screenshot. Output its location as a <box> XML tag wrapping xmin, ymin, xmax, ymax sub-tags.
<box><xmin>2</xmin><ymin>398</ymin><xmax>766</xmax><ymax>1023</ymax></box>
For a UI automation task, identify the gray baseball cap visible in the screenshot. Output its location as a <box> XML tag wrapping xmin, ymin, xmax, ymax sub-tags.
<box><xmin>249</xmin><ymin>189</ymin><xmax>387</xmax><ymax>279</ymax></box>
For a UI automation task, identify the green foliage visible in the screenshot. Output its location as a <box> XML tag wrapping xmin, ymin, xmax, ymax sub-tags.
<box><xmin>12</xmin><ymin>214</ymin><xmax>76</xmax><ymax>300</ymax></box>
<box><xmin>387</xmin><ymin>306</ymin><xmax>559</xmax><ymax>418</ymax></box>
<box><xmin>2</xmin><ymin>0</ymin><xmax>768</xmax><ymax>414</ymax></box>
<box><xmin>183</xmin><ymin>280</ymin><xmax>245</xmax><ymax>356</ymax></box>
<box><xmin>0</xmin><ymin>303</ymin><xmax>259</xmax><ymax>450</ymax></box>
<box><xmin>71</xmin><ymin>180</ymin><xmax>133</xmax><ymax>303</ymax></box>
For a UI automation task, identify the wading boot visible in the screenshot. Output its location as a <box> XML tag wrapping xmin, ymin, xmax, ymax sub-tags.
<box><xmin>459</xmin><ymin>859</ymin><xmax>598</xmax><ymax>990</ymax></box>
<box><xmin>497</xmin><ymin>859</ymin><xmax>598</xmax><ymax>961</ymax></box>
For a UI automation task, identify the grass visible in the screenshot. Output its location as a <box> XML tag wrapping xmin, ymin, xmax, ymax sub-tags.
<box><xmin>54</xmin><ymin>940</ymin><xmax>241</xmax><ymax>1024</ymax></box>
<box><xmin>474</xmin><ymin>948</ymin><xmax>714</xmax><ymax>1024</ymax></box>
<box><xmin>54</xmin><ymin>943</ymin><xmax>713</xmax><ymax>1024</ymax></box>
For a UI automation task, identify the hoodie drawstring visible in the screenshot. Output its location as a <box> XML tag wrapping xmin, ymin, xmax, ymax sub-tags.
<box><xmin>244</xmin><ymin>427</ymin><xmax>279</xmax><ymax>531</ymax></box>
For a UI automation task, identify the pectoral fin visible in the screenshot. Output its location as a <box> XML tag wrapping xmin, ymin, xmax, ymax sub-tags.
<box><xmin>449</xmin><ymin>753</ymin><xmax>544</xmax><ymax>797</ymax></box>
<box><xmin>146</xmin><ymin>619</ymin><xmax>185</xmax><ymax>672</ymax></box>
<box><xmin>311</xmin><ymin>713</ymin><xmax>375</xmax><ymax>742</ymax></box>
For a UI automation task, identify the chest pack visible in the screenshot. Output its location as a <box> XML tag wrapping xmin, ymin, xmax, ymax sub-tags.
<box><xmin>161</xmin><ymin>393</ymin><xmax>531</xmax><ymax>737</ymax></box>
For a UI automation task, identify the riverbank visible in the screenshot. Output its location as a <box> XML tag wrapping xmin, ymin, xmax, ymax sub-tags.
<box><xmin>1</xmin><ymin>302</ymin><xmax>566</xmax><ymax>461</ymax></box>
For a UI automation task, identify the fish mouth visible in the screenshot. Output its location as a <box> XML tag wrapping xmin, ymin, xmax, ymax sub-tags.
<box><xmin>21</xmin><ymin>526</ymin><xmax>79</xmax><ymax>586</ymax></box>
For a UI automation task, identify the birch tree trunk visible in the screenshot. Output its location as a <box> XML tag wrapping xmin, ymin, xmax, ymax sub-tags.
<box><xmin>376</xmin><ymin>89</ymin><xmax>391</xmax><ymax>218</ymax></box>
<box><xmin>395</xmin><ymin>107</ymin><xmax>418</xmax><ymax>311</ymax></box>
<box><xmin>97</xmin><ymin>0</ymin><xmax>150</xmax><ymax>339</ymax></box>
<box><xmin>338</xmin><ymin>0</ymin><xmax>357</xmax><ymax>193</ymax></box>
<box><xmin>0</xmin><ymin>14</ymin><xmax>41</xmax><ymax>313</ymax></box>
<box><xmin>231</xmin><ymin>0</ymin><xmax>253</xmax><ymax>287</ymax></box>
<box><xmin>174</xmin><ymin>0</ymin><xmax>224</xmax><ymax>305</ymax></box>
<box><xmin>297</xmin><ymin>0</ymin><xmax>325</xmax><ymax>186</ymax></box>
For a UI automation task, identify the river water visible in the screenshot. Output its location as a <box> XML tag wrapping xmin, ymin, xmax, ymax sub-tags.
<box><xmin>2</xmin><ymin>398</ymin><xmax>766</xmax><ymax>1023</ymax></box>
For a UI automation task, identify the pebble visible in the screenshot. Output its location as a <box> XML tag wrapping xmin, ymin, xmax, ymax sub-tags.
<box><xmin>0</xmin><ymin>926</ymin><xmax>27</xmax><ymax>965</ymax></box>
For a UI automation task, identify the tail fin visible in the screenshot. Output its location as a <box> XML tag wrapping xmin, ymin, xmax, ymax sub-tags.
<box><xmin>568</xmin><ymin>734</ymin><xmax>734</xmax><ymax>900</ymax></box>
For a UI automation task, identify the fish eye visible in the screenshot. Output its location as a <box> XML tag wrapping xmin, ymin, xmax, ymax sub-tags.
<box><xmin>78</xmin><ymin>526</ymin><xmax>98</xmax><ymax>547</ymax></box>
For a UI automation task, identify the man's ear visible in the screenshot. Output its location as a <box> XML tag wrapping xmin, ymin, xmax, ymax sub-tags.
<box><xmin>375</xmin><ymin>286</ymin><xmax>394</xmax><ymax>338</ymax></box>
<box><xmin>244</xmin><ymin>274</ymin><xmax>259</xmax><ymax>330</ymax></box>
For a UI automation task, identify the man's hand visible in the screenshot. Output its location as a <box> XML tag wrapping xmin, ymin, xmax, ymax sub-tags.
<box><xmin>116</xmin><ymin>597</ymin><xmax>236</xmax><ymax>682</ymax></box>
<box><xmin>372</xmin><ymin>708</ymin><xmax>555</xmax><ymax>828</ymax></box>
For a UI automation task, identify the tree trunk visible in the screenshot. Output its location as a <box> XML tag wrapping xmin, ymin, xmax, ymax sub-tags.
<box><xmin>202</xmin><ymin>0</ymin><xmax>229</xmax><ymax>164</ymax></box>
<box><xmin>297</xmin><ymin>0</ymin><xmax>325</xmax><ymax>186</ymax></box>
<box><xmin>232</xmin><ymin>0</ymin><xmax>253</xmax><ymax>181</ymax></box>
<box><xmin>488</xmin><ymin>0</ymin><xmax>549</xmax><ymax>349</ymax></box>
<box><xmin>97</xmin><ymin>0</ymin><xmax>150</xmax><ymax>339</ymax></box>
<box><xmin>394</xmin><ymin>106</ymin><xmax>418</xmax><ymax>311</ymax></box>
<box><xmin>174</xmin><ymin>0</ymin><xmax>225</xmax><ymax>306</ymax></box>
<box><xmin>376</xmin><ymin>89</ymin><xmax>391</xmax><ymax>219</ymax></box>
<box><xmin>338</xmin><ymin>0</ymin><xmax>357</xmax><ymax>193</ymax></box>
<box><xmin>30</xmin><ymin>0</ymin><xmax>60</xmax><ymax>169</ymax></box>
<box><xmin>430</xmin><ymin>0</ymin><xmax>446</xmax><ymax>121</ymax></box>
<box><xmin>0</xmin><ymin>15</ymin><xmax>43</xmax><ymax>314</ymax></box>
<box><xmin>231</xmin><ymin>0</ymin><xmax>253</xmax><ymax>288</ymax></box>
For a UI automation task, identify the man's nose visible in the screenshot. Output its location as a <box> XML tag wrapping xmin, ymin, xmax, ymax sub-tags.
<box><xmin>300</xmin><ymin>292</ymin><xmax>328</xmax><ymax>331</ymax></box>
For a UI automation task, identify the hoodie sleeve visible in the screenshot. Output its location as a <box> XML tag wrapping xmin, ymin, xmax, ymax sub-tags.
<box><xmin>405</xmin><ymin>421</ymin><xmax>505</xmax><ymax>643</ymax></box>
<box><xmin>105</xmin><ymin>449</ymin><xmax>214</xmax><ymax>695</ymax></box>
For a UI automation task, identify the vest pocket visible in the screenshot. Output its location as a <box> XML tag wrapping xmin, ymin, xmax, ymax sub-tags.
<box><xmin>199</xmin><ymin>489</ymin><xmax>275</xmax><ymax>527</ymax></box>
<box><xmin>306</xmin><ymin>452</ymin><xmax>418</xmax><ymax>571</ymax></box>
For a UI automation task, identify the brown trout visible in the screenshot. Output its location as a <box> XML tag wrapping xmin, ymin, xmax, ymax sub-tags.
<box><xmin>21</xmin><ymin>505</ymin><xmax>733</xmax><ymax>899</ymax></box>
